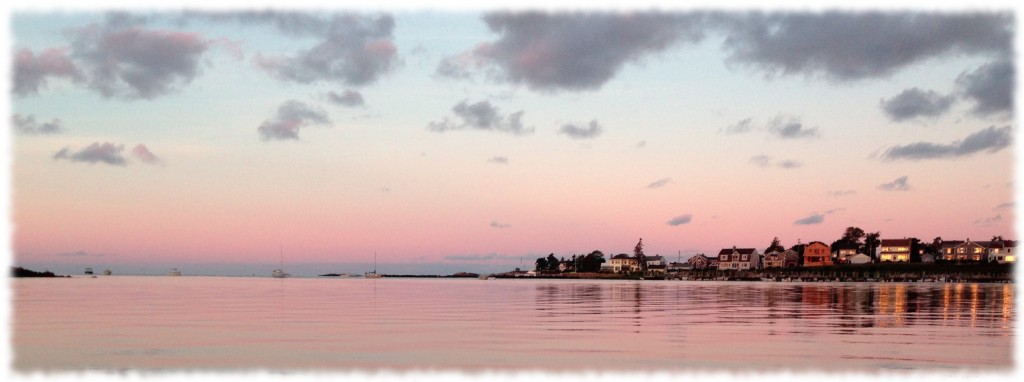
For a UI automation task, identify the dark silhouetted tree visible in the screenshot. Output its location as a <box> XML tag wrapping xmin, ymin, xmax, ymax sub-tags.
<box><xmin>765</xmin><ymin>237</ymin><xmax>784</xmax><ymax>253</ymax></box>
<box><xmin>535</xmin><ymin>257</ymin><xmax>547</xmax><ymax>272</ymax></box>
<box><xmin>634</xmin><ymin>238</ymin><xmax>647</xmax><ymax>273</ymax></box>
<box><xmin>864</xmin><ymin>232</ymin><xmax>881</xmax><ymax>261</ymax></box>
<box><xmin>546</xmin><ymin>253</ymin><xmax>559</xmax><ymax>272</ymax></box>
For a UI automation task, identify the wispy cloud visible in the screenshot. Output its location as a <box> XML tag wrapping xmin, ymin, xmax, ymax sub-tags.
<box><xmin>490</xmin><ymin>221</ymin><xmax>511</xmax><ymax>229</ymax></box>
<box><xmin>828</xmin><ymin>190</ymin><xmax>857</xmax><ymax>197</ymax></box>
<box><xmin>667</xmin><ymin>214</ymin><xmax>693</xmax><ymax>226</ymax></box>
<box><xmin>794</xmin><ymin>213</ymin><xmax>824</xmax><ymax>225</ymax></box>
<box><xmin>56</xmin><ymin>250</ymin><xmax>108</xmax><ymax>257</ymax></box>
<box><xmin>53</xmin><ymin>142</ymin><xmax>127</xmax><ymax>166</ymax></box>
<box><xmin>443</xmin><ymin>253</ymin><xmax>521</xmax><ymax>261</ymax></box>
<box><xmin>749</xmin><ymin>154</ymin><xmax>802</xmax><ymax>169</ymax></box>
<box><xmin>974</xmin><ymin>214</ymin><xmax>1003</xmax><ymax>225</ymax></box>
<box><xmin>559</xmin><ymin>120</ymin><xmax>603</xmax><ymax>139</ymax></box>
<box><xmin>878</xmin><ymin>176</ymin><xmax>910</xmax><ymax>191</ymax></box>
<box><xmin>767</xmin><ymin>115</ymin><xmax>818</xmax><ymax>139</ymax></box>
<box><xmin>427</xmin><ymin>100</ymin><xmax>533</xmax><ymax>135</ymax></box>
<box><xmin>722</xmin><ymin>118</ymin><xmax>754</xmax><ymax>135</ymax></box>
<box><xmin>994</xmin><ymin>202</ymin><xmax>1013</xmax><ymax>210</ymax></box>
<box><xmin>647</xmin><ymin>178</ymin><xmax>672</xmax><ymax>189</ymax></box>
<box><xmin>11</xmin><ymin>114</ymin><xmax>63</xmax><ymax>134</ymax></box>
<box><xmin>131</xmin><ymin>144</ymin><xmax>162</xmax><ymax>165</ymax></box>
<box><xmin>881</xmin><ymin>125</ymin><xmax>1011</xmax><ymax>161</ymax></box>
<box><xmin>258</xmin><ymin>100</ymin><xmax>332</xmax><ymax>141</ymax></box>
<box><xmin>487</xmin><ymin>156</ymin><xmax>508</xmax><ymax>164</ymax></box>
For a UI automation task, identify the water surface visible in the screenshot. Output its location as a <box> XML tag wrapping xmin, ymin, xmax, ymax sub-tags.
<box><xmin>11</xmin><ymin>277</ymin><xmax>1014</xmax><ymax>371</ymax></box>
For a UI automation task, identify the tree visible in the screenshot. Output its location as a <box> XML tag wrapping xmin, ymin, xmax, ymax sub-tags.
<box><xmin>843</xmin><ymin>226</ymin><xmax>866</xmax><ymax>243</ymax></box>
<box><xmin>765</xmin><ymin>237</ymin><xmax>784</xmax><ymax>253</ymax></box>
<box><xmin>535</xmin><ymin>257</ymin><xmax>548</xmax><ymax>272</ymax></box>
<box><xmin>634</xmin><ymin>238</ymin><xmax>647</xmax><ymax>273</ymax></box>
<box><xmin>864</xmin><ymin>232</ymin><xmax>881</xmax><ymax>261</ymax></box>
<box><xmin>546</xmin><ymin>253</ymin><xmax>559</xmax><ymax>272</ymax></box>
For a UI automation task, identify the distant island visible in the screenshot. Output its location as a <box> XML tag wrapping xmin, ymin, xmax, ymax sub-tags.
<box><xmin>12</xmin><ymin>267</ymin><xmax>69</xmax><ymax>278</ymax></box>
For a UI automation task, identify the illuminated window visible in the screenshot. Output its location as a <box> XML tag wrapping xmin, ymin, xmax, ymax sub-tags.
<box><xmin>1007</xmin><ymin>256</ymin><xmax>1016</xmax><ymax>262</ymax></box>
<box><xmin>958</xmin><ymin>248</ymin><xmax>966</xmax><ymax>253</ymax></box>
<box><xmin>973</xmin><ymin>248</ymin><xmax>983</xmax><ymax>253</ymax></box>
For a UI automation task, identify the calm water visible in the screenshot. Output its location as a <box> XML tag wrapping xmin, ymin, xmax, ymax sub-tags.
<box><xmin>11</xmin><ymin>277</ymin><xmax>1015</xmax><ymax>372</ymax></box>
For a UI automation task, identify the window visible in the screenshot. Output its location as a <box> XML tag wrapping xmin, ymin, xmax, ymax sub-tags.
<box><xmin>1006</xmin><ymin>256</ymin><xmax>1015</xmax><ymax>262</ymax></box>
<box><xmin>741</xmin><ymin>254</ymin><xmax>748</xmax><ymax>261</ymax></box>
<box><xmin>958</xmin><ymin>248</ymin><xmax>966</xmax><ymax>253</ymax></box>
<box><xmin>720</xmin><ymin>255</ymin><xmax>727</xmax><ymax>261</ymax></box>
<box><xmin>973</xmin><ymin>248</ymin><xmax>983</xmax><ymax>253</ymax></box>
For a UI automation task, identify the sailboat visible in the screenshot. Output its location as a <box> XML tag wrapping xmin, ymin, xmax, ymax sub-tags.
<box><xmin>365</xmin><ymin>252</ymin><xmax>383</xmax><ymax>278</ymax></box>
<box><xmin>272</xmin><ymin>244</ymin><xmax>290</xmax><ymax>278</ymax></box>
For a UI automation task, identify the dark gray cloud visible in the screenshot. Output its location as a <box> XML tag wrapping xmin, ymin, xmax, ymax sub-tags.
<box><xmin>487</xmin><ymin>156</ymin><xmax>508</xmax><ymax>164</ymax></box>
<box><xmin>53</xmin><ymin>142</ymin><xmax>127</xmax><ymax>166</ymax></box>
<box><xmin>767</xmin><ymin>115</ymin><xmax>818</xmax><ymax>139</ymax></box>
<box><xmin>777</xmin><ymin>160</ymin><xmax>802</xmax><ymax>169</ymax></box>
<box><xmin>879</xmin><ymin>176</ymin><xmax>911</xmax><ymax>191</ymax></box>
<box><xmin>881</xmin><ymin>125</ymin><xmax>1011</xmax><ymax>161</ymax></box>
<box><xmin>794</xmin><ymin>213</ymin><xmax>824</xmax><ymax>225</ymax></box>
<box><xmin>719</xmin><ymin>12</ymin><xmax>1012</xmax><ymax>81</ymax></box>
<box><xmin>647</xmin><ymin>178</ymin><xmax>672</xmax><ymax>189</ymax></box>
<box><xmin>131</xmin><ymin>144</ymin><xmax>161</xmax><ymax>165</ymax></box>
<box><xmin>956</xmin><ymin>59</ymin><xmax>1014</xmax><ymax>118</ymax></box>
<box><xmin>12</xmin><ymin>114</ymin><xmax>63</xmax><ymax>134</ymax></box>
<box><xmin>326</xmin><ymin>89</ymin><xmax>365</xmax><ymax>107</ymax></box>
<box><xmin>427</xmin><ymin>100</ymin><xmax>533</xmax><ymax>135</ymax></box>
<box><xmin>12</xmin><ymin>48</ymin><xmax>83</xmax><ymax>96</ymax></box>
<box><xmin>68</xmin><ymin>15</ymin><xmax>210</xmax><ymax>99</ymax></box>
<box><xmin>667</xmin><ymin>214</ymin><xmax>693</xmax><ymax>226</ymax></box>
<box><xmin>248</xmin><ymin>13</ymin><xmax>397</xmax><ymax>87</ymax></box>
<box><xmin>559</xmin><ymin>120</ymin><xmax>603</xmax><ymax>139</ymax></box>
<box><xmin>879</xmin><ymin>87</ymin><xmax>955</xmax><ymax>122</ymax></box>
<box><xmin>258</xmin><ymin>100</ymin><xmax>332</xmax><ymax>141</ymax></box>
<box><xmin>722</xmin><ymin>118</ymin><xmax>754</xmax><ymax>134</ymax></box>
<box><xmin>438</xmin><ymin>12</ymin><xmax>706</xmax><ymax>91</ymax></box>
<box><xmin>490</xmin><ymin>221</ymin><xmax>511</xmax><ymax>229</ymax></box>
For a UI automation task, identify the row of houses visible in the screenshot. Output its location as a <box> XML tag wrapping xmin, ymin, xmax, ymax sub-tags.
<box><xmin>604</xmin><ymin>238</ymin><xmax>1015</xmax><ymax>274</ymax></box>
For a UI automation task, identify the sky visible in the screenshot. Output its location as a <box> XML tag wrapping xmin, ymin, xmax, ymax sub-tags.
<box><xmin>3</xmin><ymin>1</ymin><xmax>1018</xmax><ymax>276</ymax></box>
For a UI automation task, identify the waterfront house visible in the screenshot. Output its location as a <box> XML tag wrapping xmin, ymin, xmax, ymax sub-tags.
<box><xmin>646</xmin><ymin>255</ymin><xmax>667</xmax><ymax>275</ymax></box>
<box><xmin>763</xmin><ymin>249</ymin><xmax>799</xmax><ymax>268</ymax></box>
<box><xmin>609</xmin><ymin>254</ymin><xmax>639</xmax><ymax>273</ymax></box>
<box><xmin>879</xmin><ymin>239</ymin><xmax>912</xmax><ymax>262</ymax></box>
<box><xmin>717</xmin><ymin>247</ymin><xmax>761</xmax><ymax>270</ymax></box>
<box><xmin>951</xmin><ymin>240</ymin><xmax>987</xmax><ymax>262</ymax></box>
<box><xmin>831</xmin><ymin>241</ymin><xmax>861</xmax><ymax>264</ymax></box>
<box><xmin>939</xmin><ymin>240</ymin><xmax>965</xmax><ymax>261</ymax></box>
<box><xmin>802</xmin><ymin>241</ymin><xmax>833</xmax><ymax>267</ymax></box>
<box><xmin>667</xmin><ymin>262</ymin><xmax>689</xmax><ymax>273</ymax></box>
<box><xmin>686</xmin><ymin>254</ymin><xmax>713</xmax><ymax>270</ymax></box>
<box><xmin>983</xmin><ymin>239</ymin><xmax>1016</xmax><ymax>264</ymax></box>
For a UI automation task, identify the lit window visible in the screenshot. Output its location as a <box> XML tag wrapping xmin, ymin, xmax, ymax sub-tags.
<box><xmin>1006</xmin><ymin>256</ymin><xmax>1015</xmax><ymax>262</ymax></box>
<box><xmin>973</xmin><ymin>248</ymin><xmax>983</xmax><ymax>253</ymax></box>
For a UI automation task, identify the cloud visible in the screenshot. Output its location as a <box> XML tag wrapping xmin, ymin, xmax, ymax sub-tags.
<box><xmin>956</xmin><ymin>59</ymin><xmax>1014</xmax><ymax>118</ymax></box>
<box><xmin>636</xmin><ymin>140</ymin><xmax>646</xmax><ymax>148</ymax></box>
<box><xmin>55</xmin><ymin>250</ymin><xmax>107</xmax><ymax>257</ymax></box>
<box><xmin>718</xmin><ymin>12</ymin><xmax>1012</xmax><ymax>81</ymax></box>
<box><xmin>823</xmin><ymin>208</ymin><xmax>845</xmax><ymax>214</ymax></box>
<box><xmin>490</xmin><ymin>221</ymin><xmax>511</xmax><ymax>229</ymax></box>
<box><xmin>487</xmin><ymin>156</ymin><xmax>508</xmax><ymax>164</ymax></box>
<box><xmin>12</xmin><ymin>114</ymin><xmax>63</xmax><ymax>134</ymax></box>
<box><xmin>881</xmin><ymin>125</ymin><xmax>1011</xmax><ymax>161</ymax></box>
<box><xmin>667</xmin><ymin>214</ymin><xmax>693</xmax><ymax>226</ymax></box>
<box><xmin>12</xmin><ymin>47</ymin><xmax>83</xmax><ymax>96</ymax></box>
<box><xmin>994</xmin><ymin>202</ymin><xmax>1013</xmax><ymax>210</ymax></box>
<box><xmin>53</xmin><ymin>142</ymin><xmax>127</xmax><ymax>166</ymax></box>
<box><xmin>878</xmin><ymin>176</ymin><xmax>911</xmax><ymax>191</ymax></box>
<box><xmin>767</xmin><ymin>115</ymin><xmax>818</xmax><ymax>139</ymax></box>
<box><xmin>647</xmin><ymin>178</ymin><xmax>672</xmax><ymax>189</ymax></box>
<box><xmin>749</xmin><ymin>154</ymin><xmax>801</xmax><ymax>169</ymax></box>
<box><xmin>559</xmin><ymin>120</ymin><xmax>603</xmax><ymax>139</ymax></box>
<box><xmin>326</xmin><ymin>89</ymin><xmax>365</xmax><ymax>107</ymax></box>
<box><xmin>879</xmin><ymin>87</ymin><xmax>955</xmax><ymax>122</ymax></box>
<box><xmin>722</xmin><ymin>118</ymin><xmax>754</xmax><ymax>134</ymax></box>
<box><xmin>828</xmin><ymin>190</ymin><xmax>857</xmax><ymax>197</ymax></box>
<box><xmin>794</xmin><ymin>213</ymin><xmax>824</xmax><ymax>225</ymax></box>
<box><xmin>131</xmin><ymin>144</ymin><xmax>161</xmax><ymax>165</ymax></box>
<box><xmin>258</xmin><ymin>100</ymin><xmax>333</xmax><ymax>141</ymax></box>
<box><xmin>438</xmin><ymin>12</ymin><xmax>706</xmax><ymax>92</ymax></box>
<box><xmin>427</xmin><ymin>100</ymin><xmax>533</xmax><ymax>135</ymax></box>
<box><xmin>974</xmin><ymin>214</ymin><xmax>1003</xmax><ymax>225</ymax></box>
<box><xmin>246</xmin><ymin>13</ymin><xmax>397</xmax><ymax>87</ymax></box>
<box><xmin>68</xmin><ymin>15</ymin><xmax>210</xmax><ymax>99</ymax></box>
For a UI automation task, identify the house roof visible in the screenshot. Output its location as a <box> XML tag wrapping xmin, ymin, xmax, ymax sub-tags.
<box><xmin>831</xmin><ymin>241</ymin><xmax>860</xmax><ymax>250</ymax></box>
<box><xmin>718</xmin><ymin>247</ymin><xmax>756</xmax><ymax>255</ymax></box>
<box><xmin>611</xmin><ymin>254</ymin><xmax>632</xmax><ymax>259</ymax></box>
<box><xmin>647</xmin><ymin>255</ymin><xmax>664</xmax><ymax>261</ymax></box>
<box><xmin>881</xmin><ymin>239</ymin><xmax>912</xmax><ymax>246</ymax></box>
<box><xmin>806</xmin><ymin>241</ymin><xmax>828</xmax><ymax>247</ymax></box>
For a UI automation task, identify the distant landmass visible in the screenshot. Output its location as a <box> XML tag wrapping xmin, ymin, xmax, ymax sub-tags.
<box><xmin>12</xmin><ymin>267</ymin><xmax>69</xmax><ymax>278</ymax></box>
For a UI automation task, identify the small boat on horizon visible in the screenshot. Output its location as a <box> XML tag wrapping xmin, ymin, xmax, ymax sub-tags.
<box><xmin>84</xmin><ymin>267</ymin><xmax>94</xmax><ymax>275</ymax></box>
<box><xmin>272</xmin><ymin>245</ymin><xmax>290</xmax><ymax>278</ymax></box>
<box><xmin>103</xmin><ymin>269</ymin><xmax>112</xmax><ymax>276</ymax></box>
<box><xmin>168</xmin><ymin>268</ymin><xmax>182</xmax><ymax>277</ymax></box>
<box><xmin>365</xmin><ymin>252</ymin><xmax>383</xmax><ymax>279</ymax></box>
